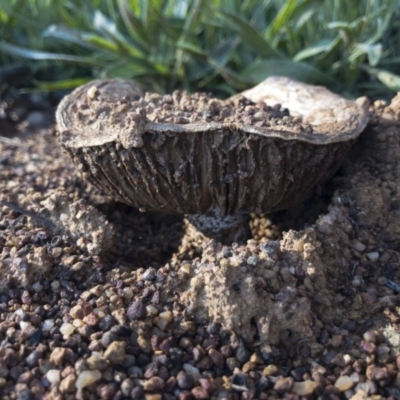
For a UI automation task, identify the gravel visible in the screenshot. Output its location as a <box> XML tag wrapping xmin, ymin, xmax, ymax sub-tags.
<box><xmin>78</xmin><ymin>88</ymin><xmax>295</xmax><ymax>128</ymax></box>
<box><xmin>1</xmin><ymin>92</ymin><xmax>400</xmax><ymax>399</ymax></box>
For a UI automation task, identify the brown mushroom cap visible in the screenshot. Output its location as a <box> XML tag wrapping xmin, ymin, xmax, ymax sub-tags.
<box><xmin>56</xmin><ymin>77</ymin><xmax>368</xmax><ymax>216</ymax></box>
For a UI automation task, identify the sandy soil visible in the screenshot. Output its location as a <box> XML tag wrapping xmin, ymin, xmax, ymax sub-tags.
<box><xmin>0</xmin><ymin>92</ymin><xmax>400</xmax><ymax>399</ymax></box>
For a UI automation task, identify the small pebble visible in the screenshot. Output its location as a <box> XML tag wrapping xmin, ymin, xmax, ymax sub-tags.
<box><xmin>86</xmin><ymin>354</ymin><xmax>109</xmax><ymax>371</ymax></box>
<box><xmin>154</xmin><ymin>311</ymin><xmax>172</xmax><ymax>330</ymax></box>
<box><xmin>42</xmin><ymin>319</ymin><xmax>55</xmax><ymax>331</ymax></box>
<box><xmin>191</xmin><ymin>386</ymin><xmax>209</xmax><ymax>399</ymax></box>
<box><xmin>19</xmin><ymin>321</ymin><xmax>31</xmax><ymax>331</ymax></box>
<box><xmin>335</xmin><ymin>375</ymin><xmax>354</xmax><ymax>391</ymax></box>
<box><xmin>352</xmin><ymin>240</ymin><xmax>366</xmax><ymax>252</ymax></box>
<box><xmin>122</xmin><ymin>287</ymin><xmax>134</xmax><ymax>299</ymax></box>
<box><xmin>235</xmin><ymin>341</ymin><xmax>250</xmax><ymax>363</ymax></box>
<box><xmin>104</xmin><ymin>341</ymin><xmax>127</xmax><ymax>364</ymax></box>
<box><xmin>142</xmin><ymin>268</ymin><xmax>156</xmax><ymax>281</ymax></box>
<box><xmin>349</xmin><ymin>390</ymin><xmax>367</xmax><ymax>400</ymax></box>
<box><xmin>291</xmin><ymin>380</ymin><xmax>317</xmax><ymax>396</ymax></box>
<box><xmin>263</xmin><ymin>364</ymin><xmax>278</xmax><ymax>376</ymax></box>
<box><xmin>69</xmin><ymin>305</ymin><xmax>84</xmax><ymax>319</ymax></box>
<box><xmin>145</xmin><ymin>394</ymin><xmax>162</xmax><ymax>400</ymax></box>
<box><xmin>366</xmin><ymin>365</ymin><xmax>390</xmax><ymax>381</ymax></box>
<box><xmin>352</xmin><ymin>278</ymin><xmax>361</xmax><ymax>287</ymax></box>
<box><xmin>120</xmin><ymin>378</ymin><xmax>134</xmax><ymax>397</ymax></box>
<box><xmin>143</xmin><ymin>376</ymin><xmax>165</xmax><ymax>391</ymax></box>
<box><xmin>146</xmin><ymin>305</ymin><xmax>158</xmax><ymax>315</ymax></box>
<box><xmin>50</xmin><ymin>347</ymin><xmax>67</xmax><ymax>365</ymax></box>
<box><xmin>363</xmin><ymin>330</ymin><xmax>376</xmax><ymax>343</ymax></box>
<box><xmin>226</xmin><ymin>357</ymin><xmax>240</xmax><ymax>371</ymax></box>
<box><xmin>273</xmin><ymin>377</ymin><xmax>294</xmax><ymax>394</ymax></box>
<box><xmin>60</xmin><ymin>322</ymin><xmax>75</xmax><ymax>338</ymax></box>
<box><xmin>366</xmin><ymin>252</ymin><xmax>379</xmax><ymax>262</ymax></box>
<box><xmin>246</xmin><ymin>255</ymin><xmax>259</xmax><ymax>266</ymax></box>
<box><xmin>360</xmin><ymin>340</ymin><xmax>376</xmax><ymax>354</ymax></box>
<box><xmin>32</xmin><ymin>282</ymin><xmax>43</xmax><ymax>292</ymax></box>
<box><xmin>87</xmin><ymin>86</ymin><xmax>99</xmax><ymax>99</ymax></box>
<box><xmin>51</xmin><ymin>280</ymin><xmax>60</xmax><ymax>291</ymax></box>
<box><xmin>177</xmin><ymin>371</ymin><xmax>195</xmax><ymax>390</ymax></box>
<box><xmin>183</xmin><ymin>364</ymin><xmax>201</xmax><ymax>381</ymax></box>
<box><xmin>208</xmin><ymin>348</ymin><xmax>224</xmax><ymax>368</ymax></box>
<box><xmin>46</xmin><ymin>369</ymin><xmax>61</xmax><ymax>384</ymax></box>
<box><xmin>127</xmin><ymin>301</ymin><xmax>147</xmax><ymax>320</ymax></box>
<box><xmin>75</xmin><ymin>369</ymin><xmax>101</xmax><ymax>389</ymax></box>
<box><xmin>59</xmin><ymin>374</ymin><xmax>77</xmax><ymax>393</ymax></box>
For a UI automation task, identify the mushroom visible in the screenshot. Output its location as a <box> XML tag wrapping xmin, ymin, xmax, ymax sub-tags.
<box><xmin>56</xmin><ymin>77</ymin><xmax>368</xmax><ymax>243</ymax></box>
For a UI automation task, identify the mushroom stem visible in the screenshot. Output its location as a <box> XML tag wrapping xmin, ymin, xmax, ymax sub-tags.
<box><xmin>187</xmin><ymin>213</ymin><xmax>251</xmax><ymax>244</ymax></box>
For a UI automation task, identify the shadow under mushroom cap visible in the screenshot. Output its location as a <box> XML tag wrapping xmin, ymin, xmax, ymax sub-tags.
<box><xmin>56</xmin><ymin>77</ymin><xmax>369</xmax><ymax>216</ymax></box>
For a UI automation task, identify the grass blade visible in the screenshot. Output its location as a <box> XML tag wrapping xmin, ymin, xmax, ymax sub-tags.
<box><xmin>0</xmin><ymin>41</ymin><xmax>103</xmax><ymax>66</ymax></box>
<box><xmin>294</xmin><ymin>40</ymin><xmax>336</xmax><ymax>62</ymax></box>
<box><xmin>352</xmin><ymin>43</ymin><xmax>382</xmax><ymax>66</ymax></box>
<box><xmin>93</xmin><ymin>10</ymin><xmax>145</xmax><ymax>58</ymax></box>
<box><xmin>242</xmin><ymin>59</ymin><xmax>331</xmax><ymax>85</ymax></box>
<box><xmin>33</xmin><ymin>77</ymin><xmax>91</xmax><ymax>91</ymax></box>
<box><xmin>218</xmin><ymin>10</ymin><xmax>284</xmax><ymax>59</ymax></box>
<box><xmin>364</xmin><ymin>67</ymin><xmax>400</xmax><ymax>92</ymax></box>
<box><xmin>43</xmin><ymin>25</ymin><xmax>92</xmax><ymax>47</ymax></box>
<box><xmin>266</xmin><ymin>0</ymin><xmax>298</xmax><ymax>40</ymax></box>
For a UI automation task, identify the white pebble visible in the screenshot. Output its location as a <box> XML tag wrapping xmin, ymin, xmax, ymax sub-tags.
<box><xmin>73</xmin><ymin>319</ymin><xmax>85</xmax><ymax>328</ymax></box>
<box><xmin>60</xmin><ymin>322</ymin><xmax>75</xmax><ymax>338</ymax></box>
<box><xmin>87</xmin><ymin>86</ymin><xmax>99</xmax><ymax>100</ymax></box>
<box><xmin>179</xmin><ymin>264</ymin><xmax>191</xmax><ymax>275</ymax></box>
<box><xmin>122</xmin><ymin>287</ymin><xmax>134</xmax><ymax>299</ymax></box>
<box><xmin>352</xmin><ymin>278</ymin><xmax>361</xmax><ymax>287</ymax></box>
<box><xmin>42</xmin><ymin>319</ymin><xmax>55</xmax><ymax>331</ymax></box>
<box><xmin>292</xmin><ymin>380</ymin><xmax>317</xmax><ymax>395</ymax></box>
<box><xmin>19</xmin><ymin>321</ymin><xmax>31</xmax><ymax>331</ymax></box>
<box><xmin>154</xmin><ymin>310</ymin><xmax>173</xmax><ymax>330</ymax></box>
<box><xmin>94</xmin><ymin>309</ymin><xmax>105</xmax><ymax>319</ymax></box>
<box><xmin>14</xmin><ymin>308</ymin><xmax>24</xmax><ymax>317</ymax></box>
<box><xmin>334</xmin><ymin>375</ymin><xmax>354</xmax><ymax>391</ymax></box>
<box><xmin>75</xmin><ymin>369</ymin><xmax>102</xmax><ymax>389</ymax></box>
<box><xmin>354</xmin><ymin>382</ymin><xmax>371</xmax><ymax>394</ymax></box>
<box><xmin>363</xmin><ymin>330</ymin><xmax>376</xmax><ymax>343</ymax></box>
<box><xmin>146</xmin><ymin>305</ymin><xmax>158</xmax><ymax>315</ymax></box>
<box><xmin>367</xmin><ymin>252</ymin><xmax>379</xmax><ymax>262</ymax></box>
<box><xmin>320</xmin><ymin>214</ymin><xmax>334</xmax><ymax>225</ymax></box>
<box><xmin>352</xmin><ymin>240</ymin><xmax>366</xmax><ymax>252</ymax></box>
<box><xmin>59</xmin><ymin>213</ymin><xmax>69</xmax><ymax>222</ymax></box>
<box><xmin>46</xmin><ymin>369</ymin><xmax>61</xmax><ymax>383</ymax></box>
<box><xmin>51</xmin><ymin>280</ymin><xmax>60</xmax><ymax>291</ymax></box>
<box><xmin>159</xmin><ymin>310</ymin><xmax>173</xmax><ymax>322</ymax></box>
<box><xmin>32</xmin><ymin>282</ymin><xmax>43</xmax><ymax>292</ymax></box>
<box><xmin>6</xmin><ymin>327</ymin><xmax>16</xmax><ymax>338</ymax></box>
<box><xmin>142</xmin><ymin>268</ymin><xmax>156</xmax><ymax>281</ymax></box>
<box><xmin>154</xmin><ymin>316</ymin><xmax>168</xmax><ymax>331</ymax></box>
<box><xmin>105</xmin><ymin>289</ymin><xmax>116</xmax><ymax>298</ymax></box>
<box><xmin>253</xmin><ymin>111</ymin><xmax>266</xmax><ymax>119</ymax></box>
<box><xmin>350</xmin><ymin>372</ymin><xmax>360</xmax><ymax>383</ymax></box>
<box><xmin>343</xmin><ymin>354</ymin><xmax>352</xmax><ymax>365</ymax></box>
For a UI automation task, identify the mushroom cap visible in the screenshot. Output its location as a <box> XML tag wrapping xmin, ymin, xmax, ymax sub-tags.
<box><xmin>56</xmin><ymin>77</ymin><xmax>368</xmax><ymax>215</ymax></box>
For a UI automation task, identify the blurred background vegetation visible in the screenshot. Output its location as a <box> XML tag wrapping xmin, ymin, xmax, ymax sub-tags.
<box><xmin>0</xmin><ymin>0</ymin><xmax>399</xmax><ymax>100</ymax></box>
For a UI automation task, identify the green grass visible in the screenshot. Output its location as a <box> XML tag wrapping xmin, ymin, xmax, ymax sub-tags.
<box><xmin>0</xmin><ymin>0</ymin><xmax>400</xmax><ymax>99</ymax></box>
